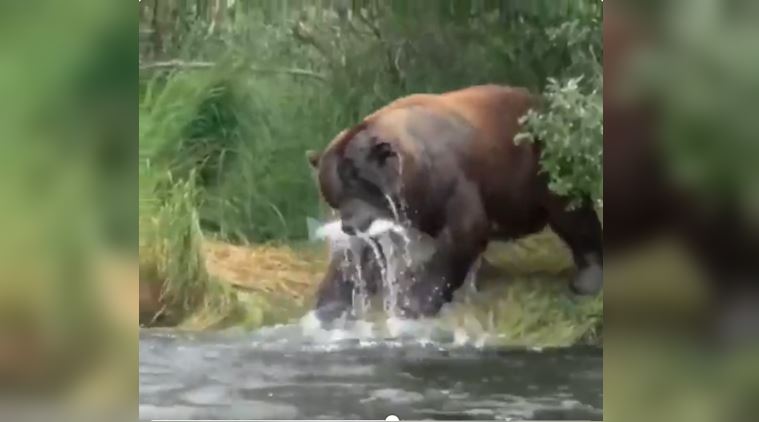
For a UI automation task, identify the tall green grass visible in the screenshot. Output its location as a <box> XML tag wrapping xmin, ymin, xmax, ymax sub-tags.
<box><xmin>139</xmin><ymin>66</ymin><xmax>334</xmax><ymax>242</ymax></box>
<box><xmin>138</xmin><ymin>70</ymin><xmax>243</xmax><ymax>325</ymax></box>
<box><xmin>137</xmin><ymin>61</ymin><xmax>336</xmax><ymax>325</ymax></box>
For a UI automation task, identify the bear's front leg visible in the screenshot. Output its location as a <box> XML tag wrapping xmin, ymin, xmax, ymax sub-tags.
<box><xmin>314</xmin><ymin>240</ymin><xmax>383</xmax><ymax>322</ymax></box>
<box><xmin>399</xmin><ymin>182</ymin><xmax>490</xmax><ymax>318</ymax></box>
<box><xmin>313</xmin><ymin>252</ymin><xmax>356</xmax><ymax>322</ymax></box>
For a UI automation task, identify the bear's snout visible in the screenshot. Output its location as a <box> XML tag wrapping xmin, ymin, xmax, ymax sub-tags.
<box><xmin>339</xmin><ymin>200</ymin><xmax>379</xmax><ymax>236</ymax></box>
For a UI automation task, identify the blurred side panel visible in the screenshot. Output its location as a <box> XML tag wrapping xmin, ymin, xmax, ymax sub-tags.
<box><xmin>0</xmin><ymin>0</ymin><xmax>137</xmax><ymax>420</ymax></box>
<box><xmin>604</xmin><ymin>0</ymin><xmax>759</xmax><ymax>421</ymax></box>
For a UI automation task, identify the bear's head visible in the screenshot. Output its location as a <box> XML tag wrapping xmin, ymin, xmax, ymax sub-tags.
<box><xmin>307</xmin><ymin>123</ymin><xmax>409</xmax><ymax>236</ymax></box>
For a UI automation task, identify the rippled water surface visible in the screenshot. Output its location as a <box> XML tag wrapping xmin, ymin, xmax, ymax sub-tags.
<box><xmin>140</xmin><ymin>316</ymin><xmax>602</xmax><ymax>421</ymax></box>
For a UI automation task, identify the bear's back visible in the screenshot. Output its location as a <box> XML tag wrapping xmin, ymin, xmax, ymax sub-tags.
<box><xmin>437</xmin><ymin>85</ymin><xmax>534</xmax><ymax>145</ymax></box>
<box><xmin>319</xmin><ymin>85</ymin><xmax>536</xmax><ymax>181</ymax></box>
<box><xmin>369</xmin><ymin>84</ymin><xmax>530</xmax><ymax>120</ymax></box>
<box><xmin>366</xmin><ymin>85</ymin><xmax>533</xmax><ymax>148</ymax></box>
<box><xmin>323</xmin><ymin>85</ymin><xmax>533</xmax><ymax>153</ymax></box>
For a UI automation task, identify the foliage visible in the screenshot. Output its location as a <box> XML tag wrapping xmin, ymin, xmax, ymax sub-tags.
<box><xmin>516</xmin><ymin>9</ymin><xmax>603</xmax><ymax>209</ymax></box>
<box><xmin>139</xmin><ymin>0</ymin><xmax>603</xmax><ymax>243</ymax></box>
<box><xmin>139</xmin><ymin>172</ymin><xmax>242</xmax><ymax>327</ymax></box>
<box><xmin>138</xmin><ymin>1</ymin><xmax>603</xmax><ymax>332</ymax></box>
<box><xmin>519</xmin><ymin>75</ymin><xmax>603</xmax><ymax>208</ymax></box>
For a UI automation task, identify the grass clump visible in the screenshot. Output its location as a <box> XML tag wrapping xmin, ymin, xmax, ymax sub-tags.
<box><xmin>139</xmin><ymin>174</ymin><xmax>241</xmax><ymax>328</ymax></box>
<box><xmin>441</xmin><ymin>231</ymin><xmax>602</xmax><ymax>347</ymax></box>
<box><xmin>445</xmin><ymin>279</ymin><xmax>603</xmax><ymax>348</ymax></box>
<box><xmin>138</xmin><ymin>65</ymin><xmax>257</xmax><ymax>328</ymax></box>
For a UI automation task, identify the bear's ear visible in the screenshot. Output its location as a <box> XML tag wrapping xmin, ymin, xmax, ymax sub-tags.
<box><xmin>306</xmin><ymin>149</ymin><xmax>321</xmax><ymax>169</ymax></box>
<box><xmin>368</xmin><ymin>141</ymin><xmax>396</xmax><ymax>165</ymax></box>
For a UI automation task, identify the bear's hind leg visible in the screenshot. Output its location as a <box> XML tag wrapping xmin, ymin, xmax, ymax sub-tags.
<box><xmin>546</xmin><ymin>199</ymin><xmax>603</xmax><ymax>295</ymax></box>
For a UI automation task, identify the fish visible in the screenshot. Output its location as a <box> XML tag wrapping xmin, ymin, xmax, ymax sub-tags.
<box><xmin>307</xmin><ymin>216</ymin><xmax>436</xmax><ymax>263</ymax></box>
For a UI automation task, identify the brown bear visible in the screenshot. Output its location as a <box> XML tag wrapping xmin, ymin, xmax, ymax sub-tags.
<box><xmin>307</xmin><ymin>84</ymin><xmax>603</xmax><ymax>321</ymax></box>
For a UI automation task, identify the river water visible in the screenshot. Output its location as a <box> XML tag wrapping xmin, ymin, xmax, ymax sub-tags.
<box><xmin>139</xmin><ymin>315</ymin><xmax>602</xmax><ymax>421</ymax></box>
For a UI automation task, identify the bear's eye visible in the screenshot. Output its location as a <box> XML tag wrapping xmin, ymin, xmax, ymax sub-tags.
<box><xmin>368</xmin><ymin>141</ymin><xmax>394</xmax><ymax>166</ymax></box>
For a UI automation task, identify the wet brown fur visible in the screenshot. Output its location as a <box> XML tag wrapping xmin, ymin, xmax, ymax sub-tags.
<box><xmin>310</xmin><ymin>84</ymin><xmax>603</xmax><ymax>319</ymax></box>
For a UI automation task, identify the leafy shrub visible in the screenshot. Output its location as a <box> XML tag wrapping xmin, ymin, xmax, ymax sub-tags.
<box><xmin>518</xmin><ymin>75</ymin><xmax>603</xmax><ymax>209</ymax></box>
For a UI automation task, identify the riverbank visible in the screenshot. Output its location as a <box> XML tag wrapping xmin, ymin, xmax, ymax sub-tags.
<box><xmin>139</xmin><ymin>228</ymin><xmax>602</xmax><ymax>347</ymax></box>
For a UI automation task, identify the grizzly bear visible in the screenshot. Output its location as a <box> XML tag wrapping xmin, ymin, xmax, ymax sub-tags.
<box><xmin>307</xmin><ymin>84</ymin><xmax>602</xmax><ymax>321</ymax></box>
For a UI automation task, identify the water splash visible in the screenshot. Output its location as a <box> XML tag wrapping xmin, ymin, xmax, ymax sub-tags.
<box><xmin>362</xmin><ymin>217</ymin><xmax>413</xmax><ymax>317</ymax></box>
<box><xmin>358</xmin><ymin>233</ymin><xmax>387</xmax><ymax>298</ymax></box>
<box><xmin>385</xmin><ymin>193</ymin><xmax>401</xmax><ymax>221</ymax></box>
<box><xmin>299</xmin><ymin>310</ymin><xmax>448</xmax><ymax>346</ymax></box>
<box><xmin>312</xmin><ymin>219</ymin><xmax>350</xmax><ymax>249</ymax></box>
<box><xmin>381</xmin><ymin>194</ymin><xmax>417</xmax><ymax>314</ymax></box>
<box><xmin>374</xmin><ymin>235</ymin><xmax>402</xmax><ymax>315</ymax></box>
<box><xmin>312</xmin><ymin>217</ymin><xmax>415</xmax><ymax>317</ymax></box>
<box><xmin>347</xmin><ymin>240</ymin><xmax>370</xmax><ymax>317</ymax></box>
<box><xmin>311</xmin><ymin>214</ymin><xmax>441</xmax><ymax>325</ymax></box>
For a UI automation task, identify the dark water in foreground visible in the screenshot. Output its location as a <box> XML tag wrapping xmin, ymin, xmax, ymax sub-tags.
<box><xmin>139</xmin><ymin>318</ymin><xmax>602</xmax><ymax>421</ymax></box>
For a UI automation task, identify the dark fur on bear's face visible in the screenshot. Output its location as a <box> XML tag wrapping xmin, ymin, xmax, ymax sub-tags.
<box><xmin>309</xmin><ymin>129</ymin><xmax>404</xmax><ymax>235</ymax></box>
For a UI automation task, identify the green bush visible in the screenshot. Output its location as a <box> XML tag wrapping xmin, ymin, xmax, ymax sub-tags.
<box><xmin>518</xmin><ymin>75</ymin><xmax>603</xmax><ymax>209</ymax></box>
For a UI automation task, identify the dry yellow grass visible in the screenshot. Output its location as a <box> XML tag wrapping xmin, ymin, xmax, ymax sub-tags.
<box><xmin>200</xmin><ymin>230</ymin><xmax>574</xmax><ymax>306</ymax></box>
<box><xmin>202</xmin><ymin>240</ymin><xmax>327</xmax><ymax>302</ymax></box>
<box><xmin>139</xmin><ymin>232</ymin><xmax>602</xmax><ymax>344</ymax></box>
